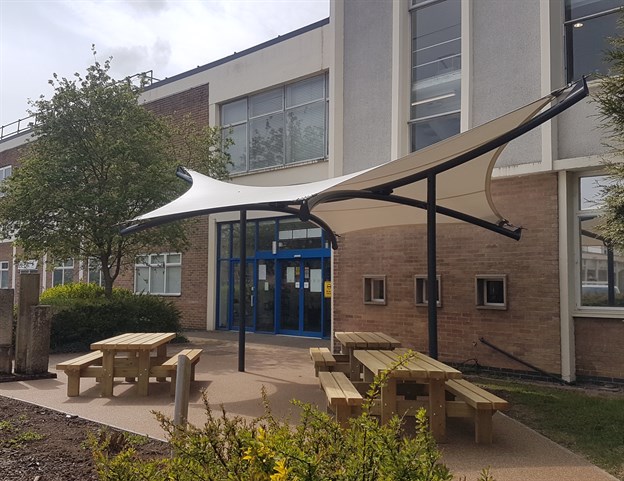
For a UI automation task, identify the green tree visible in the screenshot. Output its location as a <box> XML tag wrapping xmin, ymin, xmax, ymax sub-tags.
<box><xmin>593</xmin><ymin>18</ymin><xmax>624</xmax><ymax>251</ymax></box>
<box><xmin>0</xmin><ymin>49</ymin><xmax>230</xmax><ymax>297</ymax></box>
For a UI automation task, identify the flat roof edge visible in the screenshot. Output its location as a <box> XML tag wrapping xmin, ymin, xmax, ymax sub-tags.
<box><xmin>144</xmin><ymin>18</ymin><xmax>330</xmax><ymax>91</ymax></box>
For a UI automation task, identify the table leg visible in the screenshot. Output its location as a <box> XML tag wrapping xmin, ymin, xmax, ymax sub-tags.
<box><xmin>155</xmin><ymin>345</ymin><xmax>167</xmax><ymax>382</ymax></box>
<box><xmin>101</xmin><ymin>351</ymin><xmax>115</xmax><ymax>397</ymax></box>
<box><xmin>137</xmin><ymin>351</ymin><xmax>151</xmax><ymax>396</ymax></box>
<box><xmin>348</xmin><ymin>348</ymin><xmax>362</xmax><ymax>381</ymax></box>
<box><xmin>380</xmin><ymin>378</ymin><xmax>397</xmax><ymax>425</ymax></box>
<box><xmin>125</xmin><ymin>352</ymin><xmax>137</xmax><ymax>382</ymax></box>
<box><xmin>428</xmin><ymin>379</ymin><xmax>446</xmax><ymax>442</ymax></box>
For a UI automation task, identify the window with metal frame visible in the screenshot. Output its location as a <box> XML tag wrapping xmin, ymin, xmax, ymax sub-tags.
<box><xmin>134</xmin><ymin>253</ymin><xmax>182</xmax><ymax>295</ymax></box>
<box><xmin>409</xmin><ymin>0</ymin><xmax>461</xmax><ymax>152</ymax></box>
<box><xmin>564</xmin><ymin>0</ymin><xmax>624</xmax><ymax>83</ymax></box>
<box><xmin>87</xmin><ymin>258</ymin><xmax>104</xmax><ymax>287</ymax></box>
<box><xmin>475</xmin><ymin>275</ymin><xmax>507</xmax><ymax>309</ymax></box>
<box><xmin>53</xmin><ymin>259</ymin><xmax>74</xmax><ymax>287</ymax></box>
<box><xmin>414</xmin><ymin>274</ymin><xmax>442</xmax><ymax>307</ymax></box>
<box><xmin>0</xmin><ymin>261</ymin><xmax>8</xmax><ymax>288</ymax></box>
<box><xmin>577</xmin><ymin>174</ymin><xmax>624</xmax><ymax>307</ymax></box>
<box><xmin>363</xmin><ymin>275</ymin><xmax>387</xmax><ymax>305</ymax></box>
<box><xmin>221</xmin><ymin>74</ymin><xmax>328</xmax><ymax>174</ymax></box>
<box><xmin>0</xmin><ymin>165</ymin><xmax>12</xmax><ymax>196</ymax></box>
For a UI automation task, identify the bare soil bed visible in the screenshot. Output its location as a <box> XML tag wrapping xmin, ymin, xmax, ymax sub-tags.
<box><xmin>0</xmin><ymin>395</ymin><xmax>169</xmax><ymax>481</ymax></box>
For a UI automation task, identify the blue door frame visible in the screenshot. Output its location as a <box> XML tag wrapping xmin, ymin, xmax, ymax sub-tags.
<box><xmin>216</xmin><ymin>218</ymin><xmax>331</xmax><ymax>338</ymax></box>
<box><xmin>221</xmin><ymin>250</ymin><xmax>330</xmax><ymax>337</ymax></box>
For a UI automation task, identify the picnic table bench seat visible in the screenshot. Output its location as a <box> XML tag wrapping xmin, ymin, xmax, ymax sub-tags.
<box><xmin>445</xmin><ymin>378</ymin><xmax>510</xmax><ymax>444</ymax></box>
<box><xmin>309</xmin><ymin>347</ymin><xmax>349</xmax><ymax>376</ymax></box>
<box><xmin>56</xmin><ymin>351</ymin><xmax>104</xmax><ymax>397</ymax></box>
<box><xmin>318</xmin><ymin>371</ymin><xmax>363</xmax><ymax>427</ymax></box>
<box><xmin>150</xmin><ymin>348</ymin><xmax>203</xmax><ymax>395</ymax></box>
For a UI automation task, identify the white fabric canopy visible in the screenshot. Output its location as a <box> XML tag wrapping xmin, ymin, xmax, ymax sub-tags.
<box><xmin>123</xmin><ymin>80</ymin><xmax>588</xmax><ymax>241</ymax></box>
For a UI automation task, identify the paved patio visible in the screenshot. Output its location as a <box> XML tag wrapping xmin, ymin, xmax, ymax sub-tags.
<box><xmin>0</xmin><ymin>330</ymin><xmax>617</xmax><ymax>481</ymax></box>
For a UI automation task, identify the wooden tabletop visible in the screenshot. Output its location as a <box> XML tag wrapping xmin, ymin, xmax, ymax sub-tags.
<box><xmin>90</xmin><ymin>332</ymin><xmax>176</xmax><ymax>351</ymax></box>
<box><xmin>353</xmin><ymin>348</ymin><xmax>462</xmax><ymax>380</ymax></box>
<box><xmin>334</xmin><ymin>331</ymin><xmax>401</xmax><ymax>349</ymax></box>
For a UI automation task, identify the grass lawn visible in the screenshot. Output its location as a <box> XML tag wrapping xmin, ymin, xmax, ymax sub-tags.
<box><xmin>470</xmin><ymin>376</ymin><xmax>624</xmax><ymax>480</ymax></box>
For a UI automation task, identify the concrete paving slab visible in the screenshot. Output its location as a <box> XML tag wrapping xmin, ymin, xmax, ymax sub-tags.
<box><xmin>0</xmin><ymin>330</ymin><xmax>618</xmax><ymax>481</ymax></box>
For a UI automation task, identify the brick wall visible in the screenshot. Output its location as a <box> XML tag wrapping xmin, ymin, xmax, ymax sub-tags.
<box><xmin>0</xmin><ymin>142</ymin><xmax>24</xmax><ymax>168</ymax></box>
<box><xmin>141</xmin><ymin>84</ymin><xmax>211</xmax><ymax>329</ymax></box>
<box><xmin>143</xmin><ymin>84</ymin><xmax>210</xmax><ymax>125</ymax></box>
<box><xmin>575</xmin><ymin>317</ymin><xmax>624</xmax><ymax>381</ymax></box>
<box><xmin>334</xmin><ymin>173</ymin><xmax>564</xmax><ymax>376</ymax></box>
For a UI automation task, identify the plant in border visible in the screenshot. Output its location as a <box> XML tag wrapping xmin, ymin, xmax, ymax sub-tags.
<box><xmin>91</xmin><ymin>351</ymin><xmax>496</xmax><ymax>481</ymax></box>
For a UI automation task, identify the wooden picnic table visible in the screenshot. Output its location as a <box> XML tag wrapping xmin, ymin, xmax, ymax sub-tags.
<box><xmin>334</xmin><ymin>331</ymin><xmax>401</xmax><ymax>381</ymax></box>
<box><xmin>90</xmin><ymin>332</ymin><xmax>176</xmax><ymax>397</ymax></box>
<box><xmin>353</xmin><ymin>348</ymin><xmax>462</xmax><ymax>442</ymax></box>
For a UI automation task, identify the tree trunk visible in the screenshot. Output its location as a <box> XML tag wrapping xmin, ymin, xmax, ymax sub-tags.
<box><xmin>100</xmin><ymin>256</ymin><xmax>115</xmax><ymax>299</ymax></box>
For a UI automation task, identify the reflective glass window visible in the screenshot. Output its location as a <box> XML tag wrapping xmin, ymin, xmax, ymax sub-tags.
<box><xmin>410</xmin><ymin>0</ymin><xmax>461</xmax><ymax>152</ymax></box>
<box><xmin>221</xmin><ymin>74</ymin><xmax>328</xmax><ymax>173</ymax></box>
<box><xmin>564</xmin><ymin>0</ymin><xmax>624</xmax><ymax>82</ymax></box>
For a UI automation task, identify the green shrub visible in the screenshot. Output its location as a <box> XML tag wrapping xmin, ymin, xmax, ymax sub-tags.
<box><xmin>91</xmin><ymin>392</ymin><xmax>457</xmax><ymax>481</ymax></box>
<box><xmin>40</xmin><ymin>283</ymin><xmax>132</xmax><ymax>309</ymax></box>
<box><xmin>49</xmin><ymin>294</ymin><xmax>182</xmax><ymax>352</ymax></box>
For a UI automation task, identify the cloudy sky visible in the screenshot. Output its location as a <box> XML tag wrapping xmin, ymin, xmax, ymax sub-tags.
<box><xmin>0</xmin><ymin>0</ymin><xmax>330</xmax><ymax>129</ymax></box>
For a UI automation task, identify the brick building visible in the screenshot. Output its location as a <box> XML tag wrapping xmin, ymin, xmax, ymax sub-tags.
<box><xmin>0</xmin><ymin>0</ymin><xmax>623</xmax><ymax>383</ymax></box>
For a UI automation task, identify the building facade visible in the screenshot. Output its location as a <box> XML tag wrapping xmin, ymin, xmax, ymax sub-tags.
<box><xmin>0</xmin><ymin>0</ymin><xmax>623</xmax><ymax>383</ymax></box>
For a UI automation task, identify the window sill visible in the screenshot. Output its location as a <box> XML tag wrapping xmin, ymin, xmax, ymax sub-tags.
<box><xmin>573</xmin><ymin>308</ymin><xmax>624</xmax><ymax>320</ymax></box>
<box><xmin>364</xmin><ymin>301</ymin><xmax>387</xmax><ymax>306</ymax></box>
<box><xmin>136</xmin><ymin>293</ymin><xmax>182</xmax><ymax>297</ymax></box>
<box><xmin>476</xmin><ymin>305</ymin><xmax>507</xmax><ymax>311</ymax></box>
<box><xmin>230</xmin><ymin>157</ymin><xmax>328</xmax><ymax>177</ymax></box>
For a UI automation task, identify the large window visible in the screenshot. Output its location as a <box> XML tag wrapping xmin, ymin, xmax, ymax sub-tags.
<box><xmin>87</xmin><ymin>258</ymin><xmax>104</xmax><ymax>287</ymax></box>
<box><xmin>221</xmin><ymin>74</ymin><xmax>328</xmax><ymax>174</ymax></box>
<box><xmin>0</xmin><ymin>261</ymin><xmax>8</xmax><ymax>288</ymax></box>
<box><xmin>577</xmin><ymin>175</ymin><xmax>624</xmax><ymax>307</ymax></box>
<box><xmin>134</xmin><ymin>253</ymin><xmax>182</xmax><ymax>295</ymax></box>
<box><xmin>0</xmin><ymin>165</ymin><xmax>12</xmax><ymax>196</ymax></box>
<box><xmin>53</xmin><ymin>259</ymin><xmax>74</xmax><ymax>286</ymax></box>
<box><xmin>409</xmin><ymin>0</ymin><xmax>461</xmax><ymax>152</ymax></box>
<box><xmin>565</xmin><ymin>0</ymin><xmax>624</xmax><ymax>83</ymax></box>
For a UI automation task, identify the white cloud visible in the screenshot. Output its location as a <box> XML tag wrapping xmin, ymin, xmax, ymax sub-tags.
<box><xmin>0</xmin><ymin>0</ymin><xmax>329</xmax><ymax>128</ymax></box>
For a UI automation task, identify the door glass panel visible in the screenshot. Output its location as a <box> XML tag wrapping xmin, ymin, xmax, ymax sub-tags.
<box><xmin>231</xmin><ymin>221</ymin><xmax>256</xmax><ymax>258</ymax></box>
<box><xmin>218</xmin><ymin>261</ymin><xmax>230</xmax><ymax>328</ymax></box>
<box><xmin>246</xmin><ymin>221</ymin><xmax>256</xmax><ymax>257</ymax></box>
<box><xmin>303</xmin><ymin>259</ymin><xmax>322</xmax><ymax>332</ymax></box>
<box><xmin>280</xmin><ymin>260</ymin><xmax>300</xmax><ymax>331</ymax></box>
<box><xmin>232</xmin><ymin>261</ymin><xmax>254</xmax><ymax>329</ymax></box>
<box><xmin>219</xmin><ymin>224</ymin><xmax>231</xmax><ymax>258</ymax></box>
<box><xmin>256</xmin><ymin>260</ymin><xmax>275</xmax><ymax>332</ymax></box>
<box><xmin>278</xmin><ymin>219</ymin><xmax>322</xmax><ymax>250</ymax></box>
<box><xmin>258</xmin><ymin>220</ymin><xmax>275</xmax><ymax>251</ymax></box>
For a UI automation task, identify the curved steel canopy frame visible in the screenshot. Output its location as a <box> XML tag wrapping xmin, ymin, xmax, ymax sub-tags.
<box><xmin>121</xmin><ymin>78</ymin><xmax>589</xmax><ymax>369</ymax></box>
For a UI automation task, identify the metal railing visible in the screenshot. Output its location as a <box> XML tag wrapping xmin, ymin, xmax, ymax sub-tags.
<box><xmin>0</xmin><ymin>70</ymin><xmax>157</xmax><ymax>142</ymax></box>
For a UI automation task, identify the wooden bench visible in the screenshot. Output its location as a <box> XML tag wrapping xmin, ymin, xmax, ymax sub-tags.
<box><xmin>310</xmin><ymin>347</ymin><xmax>336</xmax><ymax>375</ymax></box>
<box><xmin>445</xmin><ymin>379</ymin><xmax>510</xmax><ymax>444</ymax></box>
<box><xmin>309</xmin><ymin>347</ymin><xmax>350</xmax><ymax>376</ymax></box>
<box><xmin>150</xmin><ymin>348</ymin><xmax>203</xmax><ymax>395</ymax></box>
<box><xmin>56</xmin><ymin>351</ymin><xmax>104</xmax><ymax>397</ymax></box>
<box><xmin>318</xmin><ymin>371</ymin><xmax>364</xmax><ymax>427</ymax></box>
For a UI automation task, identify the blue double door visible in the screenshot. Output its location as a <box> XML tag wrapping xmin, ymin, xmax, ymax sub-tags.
<box><xmin>230</xmin><ymin>255</ymin><xmax>331</xmax><ymax>337</ymax></box>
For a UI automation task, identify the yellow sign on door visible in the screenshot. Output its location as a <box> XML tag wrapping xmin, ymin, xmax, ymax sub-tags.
<box><xmin>324</xmin><ymin>281</ymin><xmax>332</xmax><ymax>298</ymax></box>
